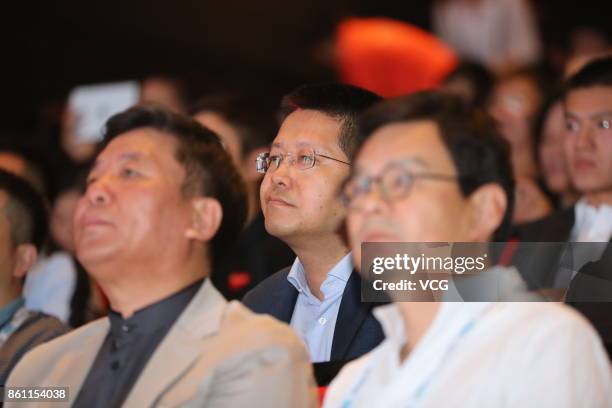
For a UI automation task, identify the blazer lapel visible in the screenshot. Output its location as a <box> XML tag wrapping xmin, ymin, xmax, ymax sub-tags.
<box><xmin>122</xmin><ymin>279</ymin><xmax>226</xmax><ymax>408</ymax></box>
<box><xmin>272</xmin><ymin>280</ymin><xmax>299</xmax><ymax>323</ymax></box>
<box><xmin>45</xmin><ymin>319</ymin><xmax>110</xmax><ymax>398</ymax></box>
<box><xmin>330</xmin><ymin>271</ymin><xmax>371</xmax><ymax>360</ymax></box>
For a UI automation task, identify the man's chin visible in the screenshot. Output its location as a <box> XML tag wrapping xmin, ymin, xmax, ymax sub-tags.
<box><xmin>264</xmin><ymin>218</ymin><xmax>298</xmax><ymax>237</ymax></box>
<box><xmin>76</xmin><ymin>244</ymin><xmax>119</xmax><ymax>270</ymax></box>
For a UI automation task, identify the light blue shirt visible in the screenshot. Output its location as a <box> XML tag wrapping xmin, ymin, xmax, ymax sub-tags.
<box><xmin>287</xmin><ymin>253</ymin><xmax>353</xmax><ymax>363</ymax></box>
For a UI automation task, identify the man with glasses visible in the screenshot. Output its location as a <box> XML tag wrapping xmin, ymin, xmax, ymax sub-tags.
<box><xmin>243</xmin><ymin>84</ymin><xmax>384</xmax><ymax>379</ymax></box>
<box><xmin>323</xmin><ymin>91</ymin><xmax>611</xmax><ymax>407</ymax></box>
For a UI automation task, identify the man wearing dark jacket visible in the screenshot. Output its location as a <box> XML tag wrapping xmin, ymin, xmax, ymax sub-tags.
<box><xmin>243</xmin><ymin>84</ymin><xmax>384</xmax><ymax>376</ymax></box>
<box><xmin>514</xmin><ymin>57</ymin><xmax>612</xmax><ymax>358</ymax></box>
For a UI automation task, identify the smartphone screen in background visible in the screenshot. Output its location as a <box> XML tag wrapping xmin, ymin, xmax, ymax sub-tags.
<box><xmin>68</xmin><ymin>81</ymin><xmax>140</xmax><ymax>144</ymax></box>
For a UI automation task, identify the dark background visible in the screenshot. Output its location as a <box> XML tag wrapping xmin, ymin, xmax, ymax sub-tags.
<box><xmin>3</xmin><ymin>0</ymin><xmax>608</xmax><ymax>135</ymax></box>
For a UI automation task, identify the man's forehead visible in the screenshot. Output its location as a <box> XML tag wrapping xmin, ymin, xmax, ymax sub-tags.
<box><xmin>275</xmin><ymin>109</ymin><xmax>343</xmax><ymax>148</ymax></box>
<box><xmin>565</xmin><ymin>86</ymin><xmax>612</xmax><ymax>114</ymax></box>
<box><xmin>94</xmin><ymin>129</ymin><xmax>177</xmax><ymax>166</ymax></box>
<box><xmin>360</xmin><ymin>121</ymin><xmax>442</xmax><ymax>157</ymax></box>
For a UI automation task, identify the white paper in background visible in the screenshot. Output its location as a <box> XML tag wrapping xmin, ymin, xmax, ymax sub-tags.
<box><xmin>68</xmin><ymin>81</ymin><xmax>140</xmax><ymax>144</ymax></box>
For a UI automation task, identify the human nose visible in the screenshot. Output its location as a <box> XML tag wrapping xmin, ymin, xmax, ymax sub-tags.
<box><xmin>575</xmin><ymin>122</ymin><xmax>596</xmax><ymax>148</ymax></box>
<box><xmin>269</xmin><ymin>155</ymin><xmax>294</xmax><ymax>189</ymax></box>
<box><xmin>84</xmin><ymin>175</ymin><xmax>112</xmax><ymax>206</ymax></box>
<box><xmin>350</xmin><ymin>178</ymin><xmax>386</xmax><ymax>215</ymax></box>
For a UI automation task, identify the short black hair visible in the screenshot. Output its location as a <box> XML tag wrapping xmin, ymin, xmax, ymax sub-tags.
<box><xmin>563</xmin><ymin>56</ymin><xmax>612</xmax><ymax>97</ymax></box>
<box><xmin>358</xmin><ymin>91</ymin><xmax>515</xmax><ymax>242</ymax></box>
<box><xmin>101</xmin><ymin>105</ymin><xmax>248</xmax><ymax>262</ymax></box>
<box><xmin>0</xmin><ymin>169</ymin><xmax>48</xmax><ymax>250</ymax></box>
<box><xmin>190</xmin><ymin>93</ymin><xmax>276</xmax><ymax>156</ymax></box>
<box><xmin>444</xmin><ymin>60</ymin><xmax>494</xmax><ymax>109</ymax></box>
<box><xmin>279</xmin><ymin>83</ymin><xmax>381</xmax><ymax>160</ymax></box>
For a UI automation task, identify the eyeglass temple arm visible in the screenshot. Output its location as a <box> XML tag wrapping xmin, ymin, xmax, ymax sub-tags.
<box><xmin>317</xmin><ymin>154</ymin><xmax>351</xmax><ymax>166</ymax></box>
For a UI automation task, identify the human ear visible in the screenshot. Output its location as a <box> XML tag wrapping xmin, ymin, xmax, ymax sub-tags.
<box><xmin>184</xmin><ymin>198</ymin><xmax>223</xmax><ymax>242</ymax></box>
<box><xmin>466</xmin><ymin>183</ymin><xmax>507</xmax><ymax>242</ymax></box>
<box><xmin>13</xmin><ymin>243</ymin><xmax>37</xmax><ymax>279</ymax></box>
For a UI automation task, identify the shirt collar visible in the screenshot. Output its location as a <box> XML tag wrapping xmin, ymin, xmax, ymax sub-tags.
<box><xmin>373</xmin><ymin>302</ymin><xmax>494</xmax><ymax>348</ymax></box>
<box><xmin>0</xmin><ymin>297</ymin><xmax>25</xmax><ymax>328</ymax></box>
<box><xmin>108</xmin><ymin>279</ymin><xmax>203</xmax><ymax>339</ymax></box>
<box><xmin>574</xmin><ymin>198</ymin><xmax>612</xmax><ymax>242</ymax></box>
<box><xmin>287</xmin><ymin>253</ymin><xmax>353</xmax><ymax>297</ymax></box>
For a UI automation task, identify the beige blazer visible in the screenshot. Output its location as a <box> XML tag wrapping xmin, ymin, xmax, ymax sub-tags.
<box><xmin>5</xmin><ymin>280</ymin><xmax>317</xmax><ymax>408</ymax></box>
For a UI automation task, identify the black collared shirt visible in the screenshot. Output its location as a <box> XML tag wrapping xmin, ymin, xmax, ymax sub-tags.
<box><xmin>73</xmin><ymin>279</ymin><xmax>204</xmax><ymax>408</ymax></box>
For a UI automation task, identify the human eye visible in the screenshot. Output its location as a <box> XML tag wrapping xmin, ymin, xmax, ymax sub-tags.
<box><xmin>381</xmin><ymin>165</ymin><xmax>413</xmax><ymax>199</ymax></box>
<box><xmin>564</xmin><ymin>118</ymin><xmax>580</xmax><ymax>134</ymax></box>
<box><xmin>120</xmin><ymin>167</ymin><xmax>141</xmax><ymax>178</ymax></box>
<box><xmin>299</xmin><ymin>153</ymin><xmax>315</xmax><ymax>166</ymax></box>
<box><xmin>387</xmin><ymin>171</ymin><xmax>411</xmax><ymax>192</ymax></box>
<box><xmin>269</xmin><ymin>154</ymin><xmax>282</xmax><ymax>167</ymax></box>
<box><xmin>85</xmin><ymin>176</ymin><xmax>97</xmax><ymax>187</ymax></box>
<box><xmin>596</xmin><ymin>118</ymin><xmax>612</xmax><ymax>130</ymax></box>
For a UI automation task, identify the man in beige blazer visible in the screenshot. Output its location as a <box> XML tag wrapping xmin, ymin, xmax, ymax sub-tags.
<box><xmin>5</xmin><ymin>106</ymin><xmax>317</xmax><ymax>408</ymax></box>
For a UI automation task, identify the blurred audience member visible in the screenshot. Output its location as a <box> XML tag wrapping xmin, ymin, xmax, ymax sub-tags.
<box><xmin>489</xmin><ymin>67</ymin><xmax>555</xmax><ymax>224</ymax></box>
<box><xmin>0</xmin><ymin>144</ymin><xmax>77</xmax><ymax>324</ymax></box>
<box><xmin>518</xmin><ymin>57</ymin><xmax>612</xmax><ymax>243</ymax></box>
<box><xmin>0</xmin><ymin>170</ymin><xmax>68</xmax><ymax>385</ymax></box>
<box><xmin>60</xmin><ymin>108</ymin><xmax>99</xmax><ymax>164</ymax></box>
<box><xmin>32</xmin><ymin>167</ymin><xmax>107</xmax><ymax>328</ymax></box>
<box><xmin>191</xmin><ymin>93</ymin><xmax>294</xmax><ymax>299</ymax></box>
<box><xmin>433</xmin><ymin>0</ymin><xmax>541</xmax><ymax>74</ymax></box>
<box><xmin>139</xmin><ymin>76</ymin><xmax>187</xmax><ymax>113</ymax></box>
<box><xmin>59</xmin><ymin>75</ymin><xmax>186</xmax><ymax>166</ymax></box>
<box><xmin>516</xmin><ymin>56</ymin><xmax>612</xmax><ymax>357</ymax></box>
<box><xmin>564</xmin><ymin>26</ymin><xmax>612</xmax><ymax>78</ymax></box>
<box><xmin>441</xmin><ymin>61</ymin><xmax>494</xmax><ymax>110</ymax></box>
<box><xmin>334</xmin><ymin>18</ymin><xmax>457</xmax><ymax>97</ymax></box>
<box><xmin>191</xmin><ymin>93</ymin><xmax>275</xmax><ymax>219</ymax></box>
<box><xmin>243</xmin><ymin>84</ymin><xmax>384</xmax><ymax>373</ymax></box>
<box><xmin>324</xmin><ymin>92</ymin><xmax>611</xmax><ymax>407</ymax></box>
<box><xmin>0</xmin><ymin>143</ymin><xmax>49</xmax><ymax>197</ymax></box>
<box><xmin>5</xmin><ymin>106</ymin><xmax>316</xmax><ymax>408</ymax></box>
<box><xmin>533</xmin><ymin>94</ymin><xmax>579</xmax><ymax>208</ymax></box>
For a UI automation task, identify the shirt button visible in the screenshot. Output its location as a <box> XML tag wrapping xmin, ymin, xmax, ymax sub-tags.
<box><xmin>318</xmin><ymin>317</ymin><xmax>327</xmax><ymax>325</ymax></box>
<box><xmin>121</xmin><ymin>324</ymin><xmax>130</xmax><ymax>333</ymax></box>
<box><xmin>111</xmin><ymin>361</ymin><xmax>120</xmax><ymax>370</ymax></box>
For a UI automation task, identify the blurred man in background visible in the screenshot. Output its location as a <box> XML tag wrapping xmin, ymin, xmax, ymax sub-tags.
<box><xmin>324</xmin><ymin>91</ymin><xmax>611</xmax><ymax>407</ymax></box>
<box><xmin>516</xmin><ymin>56</ymin><xmax>612</xmax><ymax>358</ymax></box>
<box><xmin>0</xmin><ymin>169</ymin><xmax>67</xmax><ymax>385</ymax></box>
<box><xmin>191</xmin><ymin>93</ymin><xmax>294</xmax><ymax>299</ymax></box>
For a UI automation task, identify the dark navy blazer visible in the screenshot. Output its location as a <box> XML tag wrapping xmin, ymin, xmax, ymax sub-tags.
<box><xmin>242</xmin><ymin>266</ymin><xmax>385</xmax><ymax>362</ymax></box>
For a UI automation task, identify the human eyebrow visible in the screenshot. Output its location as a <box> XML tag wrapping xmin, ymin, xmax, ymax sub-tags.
<box><xmin>394</xmin><ymin>157</ymin><xmax>429</xmax><ymax>169</ymax></box>
<box><xmin>86</xmin><ymin>152</ymin><xmax>150</xmax><ymax>182</ymax></box>
<box><xmin>563</xmin><ymin>112</ymin><xmax>580</xmax><ymax>121</ymax></box>
<box><xmin>117</xmin><ymin>152</ymin><xmax>147</xmax><ymax>164</ymax></box>
<box><xmin>590</xmin><ymin>111</ymin><xmax>612</xmax><ymax>121</ymax></box>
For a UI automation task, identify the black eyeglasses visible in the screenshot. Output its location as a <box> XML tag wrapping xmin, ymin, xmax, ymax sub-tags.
<box><xmin>256</xmin><ymin>148</ymin><xmax>350</xmax><ymax>173</ymax></box>
<box><xmin>340</xmin><ymin>162</ymin><xmax>459</xmax><ymax>210</ymax></box>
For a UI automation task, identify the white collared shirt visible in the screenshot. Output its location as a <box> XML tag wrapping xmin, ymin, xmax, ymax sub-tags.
<box><xmin>324</xmin><ymin>302</ymin><xmax>612</xmax><ymax>408</ymax></box>
<box><xmin>287</xmin><ymin>253</ymin><xmax>353</xmax><ymax>363</ymax></box>
<box><xmin>572</xmin><ymin>198</ymin><xmax>612</xmax><ymax>243</ymax></box>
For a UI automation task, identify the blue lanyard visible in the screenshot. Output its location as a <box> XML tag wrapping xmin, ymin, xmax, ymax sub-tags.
<box><xmin>0</xmin><ymin>305</ymin><xmax>33</xmax><ymax>346</ymax></box>
<box><xmin>340</xmin><ymin>305</ymin><xmax>493</xmax><ymax>408</ymax></box>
